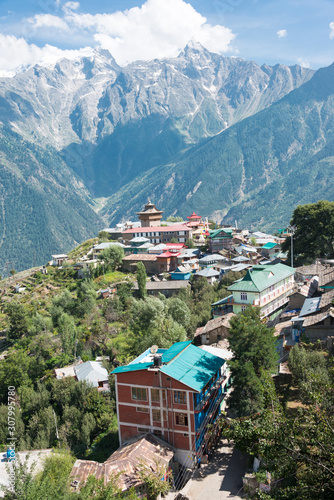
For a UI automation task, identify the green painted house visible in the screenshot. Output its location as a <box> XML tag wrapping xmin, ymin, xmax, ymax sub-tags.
<box><xmin>228</xmin><ymin>263</ymin><xmax>295</xmax><ymax>320</ymax></box>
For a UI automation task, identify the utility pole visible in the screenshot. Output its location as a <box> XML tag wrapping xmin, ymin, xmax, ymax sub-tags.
<box><xmin>287</xmin><ymin>225</ymin><xmax>297</xmax><ymax>268</ymax></box>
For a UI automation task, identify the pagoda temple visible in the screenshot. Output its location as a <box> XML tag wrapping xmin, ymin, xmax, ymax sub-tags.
<box><xmin>136</xmin><ymin>199</ymin><xmax>164</xmax><ymax>227</ymax></box>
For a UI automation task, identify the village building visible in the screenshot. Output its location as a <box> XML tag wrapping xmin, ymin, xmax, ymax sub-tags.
<box><xmin>261</xmin><ymin>242</ymin><xmax>282</xmax><ymax>259</ymax></box>
<box><xmin>122</xmin><ymin>254</ymin><xmax>159</xmax><ymax>274</ymax></box>
<box><xmin>132</xmin><ymin>280</ymin><xmax>190</xmax><ymax>298</ymax></box>
<box><xmin>70</xmin><ymin>433</ymin><xmax>174</xmax><ymax>496</ymax></box>
<box><xmin>51</xmin><ymin>254</ymin><xmax>68</xmax><ymax>266</ymax></box>
<box><xmin>136</xmin><ymin>199</ymin><xmax>164</xmax><ymax>227</ymax></box>
<box><xmin>122</xmin><ymin>224</ymin><xmax>192</xmax><ymax>245</ymax></box>
<box><xmin>228</xmin><ymin>263</ymin><xmax>295</xmax><ymax>320</ymax></box>
<box><xmin>54</xmin><ymin>360</ymin><xmax>109</xmax><ymax>391</ymax></box>
<box><xmin>170</xmin><ymin>264</ymin><xmax>193</xmax><ymax>281</ymax></box>
<box><xmin>211</xmin><ymin>295</ymin><xmax>234</xmax><ymax>318</ymax></box>
<box><xmin>92</xmin><ymin>242</ymin><xmax>126</xmax><ymax>259</ymax></box>
<box><xmin>195</xmin><ymin>267</ymin><xmax>220</xmax><ymax>285</ymax></box>
<box><xmin>112</xmin><ymin>341</ymin><xmax>231</xmax><ymax>467</ymax></box>
<box><xmin>208</xmin><ymin>228</ymin><xmax>234</xmax><ymax>253</ymax></box>
<box><xmin>194</xmin><ymin>313</ymin><xmax>234</xmax><ymax>346</ymax></box>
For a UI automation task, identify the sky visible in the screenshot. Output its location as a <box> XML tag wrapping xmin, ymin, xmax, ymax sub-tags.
<box><xmin>0</xmin><ymin>0</ymin><xmax>333</xmax><ymax>76</ymax></box>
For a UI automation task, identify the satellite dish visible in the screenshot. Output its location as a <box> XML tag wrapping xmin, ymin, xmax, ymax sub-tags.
<box><xmin>150</xmin><ymin>345</ymin><xmax>158</xmax><ymax>354</ymax></box>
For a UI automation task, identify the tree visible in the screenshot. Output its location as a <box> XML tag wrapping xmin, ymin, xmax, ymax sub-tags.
<box><xmin>6</xmin><ymin>301</ymin><xmax>29</xmax><ymax>340</ymax></box>
<box><xmin>136</xmin><ymin>262</ymin><xmax>147</xmax><ymax>299</ymax></box>
<box><xmin>186</xmin><ymin>238</ymin><xmax>194</xmax><ymax>248</ymax></box>
<box><xmin>166</xmin><ymin>216</ymin><xmax>183</xmax><ymax>222</ymax></box>
<box><xmin>98</xmin><ymin>246</ymin><xmax>124</xmax><ymax>272</ymax></box>
<box><xmin>281</xmin><ymin>200</ymin><xmax>334</xmax><ymax>265</ymax></box>
<box><xmin>57</xmin><ymin>313</ymin><xmax>77</xmax><ymax>356</ymax></box>
<box><xmin>137</xmin><ymin>459</ymin><xmax>171</xmax><ymax>500</ymax></box>
<box><xmin>10</xmin><ymin>269</ymin><xmax>16</xmax><ymax>277</ymax></box>
<box><xmin>227</xmin><ymin>306</ymin><xmax>278</xmax><ymax>416</ymax></box>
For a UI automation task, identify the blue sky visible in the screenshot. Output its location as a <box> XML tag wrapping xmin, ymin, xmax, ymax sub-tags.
<box><xmin>0</xmin><ymin>0</ymin><xmax>333</xmax><ymax>76</ymax></box>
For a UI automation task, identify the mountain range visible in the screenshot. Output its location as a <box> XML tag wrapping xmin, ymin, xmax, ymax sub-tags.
<box><xmin>0</xmin><ymin>41</ymin><xmax>333</xmax><ymax>270</ymax></box>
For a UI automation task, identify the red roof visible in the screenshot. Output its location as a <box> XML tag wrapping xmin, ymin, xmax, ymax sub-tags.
<box><xmin>156</xmin><ymin>252</ymin><xmax>180</xmax><ymax>258</ymax></box>
<box><xmin>187</xmin><ymin>212</ymin><xmax>201</xmax><ymax>220</ymax></box>
<box><xmin>123</xmin><ymin>224</ymin><xmax>190</xmax><ymax>234</ymax></box>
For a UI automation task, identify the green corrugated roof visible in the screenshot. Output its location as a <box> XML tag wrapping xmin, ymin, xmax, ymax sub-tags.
<box><xmin>160</xmin><ymin>344</ymin><xmax>225</xmax><ymax>392</ymax></box>
<box><xmin>262</xmin><ymin>242</ymin><xmax>278</xmax><ymax>249</ymax></box>
<box><xmin>161</xmin><ymin>341</ymin><xmax>191</xmax><ymax>363</ymax></box>
<box><xmin>112</xmin><ymin>362</ymin><xmax>153</xmax><ymax>374</ymax></box>
<box><xmin>228</xmin><ymin>263</ymin><xmax>294</xmax><ymax>293</ymax></box>
<box><xmin>111</xmin><ymin>342</ymin><xmax>225</xmax><ymax>392</ymax></box>
<box><xmin>209</xmin><ymin>228</ymin><xmax>232</xmax><ymax>239</ymax></box>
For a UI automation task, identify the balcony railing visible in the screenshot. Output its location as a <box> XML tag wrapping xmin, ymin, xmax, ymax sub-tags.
<box><xmin>195</xmin><ymin>375</ymin><xmax>226</xmax><ymax>413</ymax></box>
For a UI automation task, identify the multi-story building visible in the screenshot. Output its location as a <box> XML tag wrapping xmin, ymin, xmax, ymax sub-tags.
<box><xmin>208</xmin><ymin>228</ymin><xmax>234</xmax><ymax>253</ymax></box>
<box><xmin>228</xmin><ymin>263</ymin><xmax>295</xmax><ymax>320</ymax></box>
<box><xmin>122</xmin><ymin>224</ymin><xmax>191</xmax><ymax>244</ymax></box>
<box><xmin>112</xmin><ymin>341</ymin><xmax>231</xmax><ymax>467</ymax></box>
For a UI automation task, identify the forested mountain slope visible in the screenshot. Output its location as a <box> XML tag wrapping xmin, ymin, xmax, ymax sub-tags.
<box><xmin>102</xmin><ymin>62</ymin><xmax>334</xmax><ymax>231</ymax></box>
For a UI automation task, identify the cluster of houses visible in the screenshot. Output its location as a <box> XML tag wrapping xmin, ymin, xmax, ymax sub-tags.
<box><xmin>45</xmin><ymin>200</ymin><xmax>334</xmax><ymax>495</ymax></box>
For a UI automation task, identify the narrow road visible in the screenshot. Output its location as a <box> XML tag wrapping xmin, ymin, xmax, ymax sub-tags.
<box><xmin>172</xmin><ymin>440</ymin><xmax>247</xmax><ymax>500</ymax></box>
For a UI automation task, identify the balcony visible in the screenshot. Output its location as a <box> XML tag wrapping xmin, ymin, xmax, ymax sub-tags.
<box><xmin>195</xmin><ymin>375</ymin><xmax>226</xmax><ymax>413</ymax></box>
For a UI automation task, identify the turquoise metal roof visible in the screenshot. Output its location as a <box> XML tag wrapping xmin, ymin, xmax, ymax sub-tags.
<box><xmin>160</xmin><ymin>344</ymin><xmax>225</xmax><ymax>392</ymax></box>
<box><xmin>161</xmin><ymin>341</ymin><xmax>191</xmax><ymax>364</ymax></box>
<box><xmin>112</xmin><ymin>362</ymin><xmax>153</xmax><ymax>374</ymax></box>
<box><xmin>111</xmin><ymin>341</ymin><xmax>225</xmax><ymax>392</ymax></box>
<box><xmin>228</xmin><ymin>263</ymin><xmax>294</xmax><ymax>293</ymax></box>
<box><xmin>262</xmin><ymin>242</ymin><xmax>277</xmax><ymax>249</ymax></box>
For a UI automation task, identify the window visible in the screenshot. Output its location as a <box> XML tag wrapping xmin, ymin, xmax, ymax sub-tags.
<box><xmin>151</xmin><ymin>388</ymin><xmax>160</xmax><ymax>403</ymax></box>
<box><xmin>175</xmin><ymin>412</ymin><xmax>188</xmax><ymax>426</ymax></box>
<box><xmin>137</xmin><ymin>406</ymin><xmax>149</xmax><ymax>413</ymax></box>
<box><xmin>241</xmin><ymin>292</ymin><xmax>247</xmax><ymax>300</ymax></box>
<box><xmin>132</xmin><ymin>387</ymin><xmax>147</xmax><ymax>401</ymax></box>
<box><xmin>138</xmin><ymin>427</ymin><xmax>150</xmax><ymax>433</ymax></box>
<box><xmin>152</xmin><ymin>409</ymin><xmax>161</xmax><ymax>422</ymax></box>
<box><xmin>241</xmin><ymin>305</ymin><xmax>247</xmax><ymax>312</ymax></box>
<box><xmin>153</xmin><ymin>430</ymin><xmax>162</xmax><ymax>437</ymax></box>
<box><xmin>163</xmin><ymin>410</ymin><xmax>167</xmax><ymax>420</ymax></box>
<box><xmin>174</xmin><ymin>391</ymin><xmax>187</xmax><ymax>404</ymax></box>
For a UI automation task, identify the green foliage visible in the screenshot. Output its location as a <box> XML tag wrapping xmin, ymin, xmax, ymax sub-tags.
<box><xmin>137</xmin><ymin>458</ymin><xmax>171</xmax><ymax>500</ymax></box>
<box><xmin>6</xmin><ymin>301</ymin><xmax>29</xmax><ymax>340</ymax></box>
<box><xmin>136</xmin><ymin>262</ymin><xmax>147</xmax><ymax>300</ymax></box>
<box><xmin>227</xmin><ymin>306</ymin><xmax>278</xmax><ymax>416</ymax></box>
<box><xmin>57</xmin><ymin>313</ymin><xmax>77</xmax><ymax>356</ymax></box>
<box><xmin>98</xmin><ymin>246</ymin><xmax>124</xmax><ymax>272</ymax></box>
<box><xmin>226</xmin><ymin>352</ymin><xmax>334</xmax><ymax>499</ymax></box>
<box><xmin>127</xmin><ymin>297</ymin><xmax>186</xmax><ymax>355</ymax></box>
<box><xmin>282</xmin><ymin>200</ymin><xmax>334</xmax><ymax>264</ymax></box>
<box><xmin>166</xmin><ymin>216</ymin><xmax>184</xmax><ymax>222</ymax></box>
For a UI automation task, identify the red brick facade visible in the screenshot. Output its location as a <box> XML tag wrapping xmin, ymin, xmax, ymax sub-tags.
<box><xmin>115</xmin><ymin>368</ymin><xmax>196</xmax><ymax>452</ymax></box>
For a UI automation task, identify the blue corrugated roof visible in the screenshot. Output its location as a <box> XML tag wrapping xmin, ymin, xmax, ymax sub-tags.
<box><xmin>161</xmin><ymin>341</ymin><xmax>191</xmax><ymax>363</ymax></box>
<box><xmin>160</xmin><ymin>344</ymin><xmax>225</xmax><ymax>392</ymax></box>
<box><xmin>112</xmin><ymin>362</ymin><xmax>153</xmax><ymax>374</ymax></box>
<box><xmin>111</xmin><ymin>341</ymin><xmax>225</xmax><ymax>392</ymax></box>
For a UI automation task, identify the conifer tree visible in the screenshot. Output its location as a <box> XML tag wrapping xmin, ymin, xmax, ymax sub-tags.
<box><xmin>227</xmin><ymin>306</ymin><xmax>278</xmax><ymax>416</ymax></box>
<box><xmin>136</xmin><ymin>262</ymin><xmax>147</xmax><ymax>299</ymax></box>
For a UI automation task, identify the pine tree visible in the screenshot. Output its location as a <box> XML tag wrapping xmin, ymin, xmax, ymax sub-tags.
<box><xmin>136</xmin><ymin>262</ymin><xmax>147</xmax><ymax>299</ymax></box>
<box><xmin>227</xmin><ymin>306</ymin><xmax>278</xmax><ymax>416</ymax></box>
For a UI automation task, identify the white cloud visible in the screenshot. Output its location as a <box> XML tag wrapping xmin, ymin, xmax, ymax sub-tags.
<box><xmin>330</xmin><ymin>22</ymin><xmax>334</xmax><ymax>39</ymax></box>
<box><xmin>277</xmin><ymin>29</ymin><xmax>287</xmax><ymax>38</ymax></box>
<box><xmin>63</xmin><ymin>2</ymin><xmax>80</xmax><ymax>13</ymax></box>
<box><xmin>1</xmin><ymin>0</ymin><xmax>235</xmax><ymax>76</ymax></box>
<box><xmin>298</xmin><ymin>57</ymin><xmax>310</xmax><ymax>68</ymax></box>
<box><xmin>27</xmin><ymin>14</ymin><xmax>69</xmax><ymax>31</ymax></box>
<box><xmin>66</xmin><ymin>0</ymin><xmax>235</xmax><ymax>65</ymax></box>
<box><xmin>0</xmin><ymin>35</ymin><xmax>93</xmax><ymax>77</ymax></box>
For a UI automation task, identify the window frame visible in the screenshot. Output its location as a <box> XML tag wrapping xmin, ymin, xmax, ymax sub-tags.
<box><xmin>175</xmin><ymin>412</ymin><xmax>188</xmax><ymax>426</ymax></box>
<box><xmin>131</xmin><ymin>387</ymin><xmax>147</xmax><ymax>401</ymax></box>
<box><xmin>174</xmin><ymin>390</ymin><xmax>187</xmax><ymax>405</ymax></box>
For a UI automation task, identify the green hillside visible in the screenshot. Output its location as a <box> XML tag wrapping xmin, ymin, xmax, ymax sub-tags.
<box><xmin>0</xmin><ymin>126</ymin><xmax>104</xmax><ymax>272</ymax></box>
